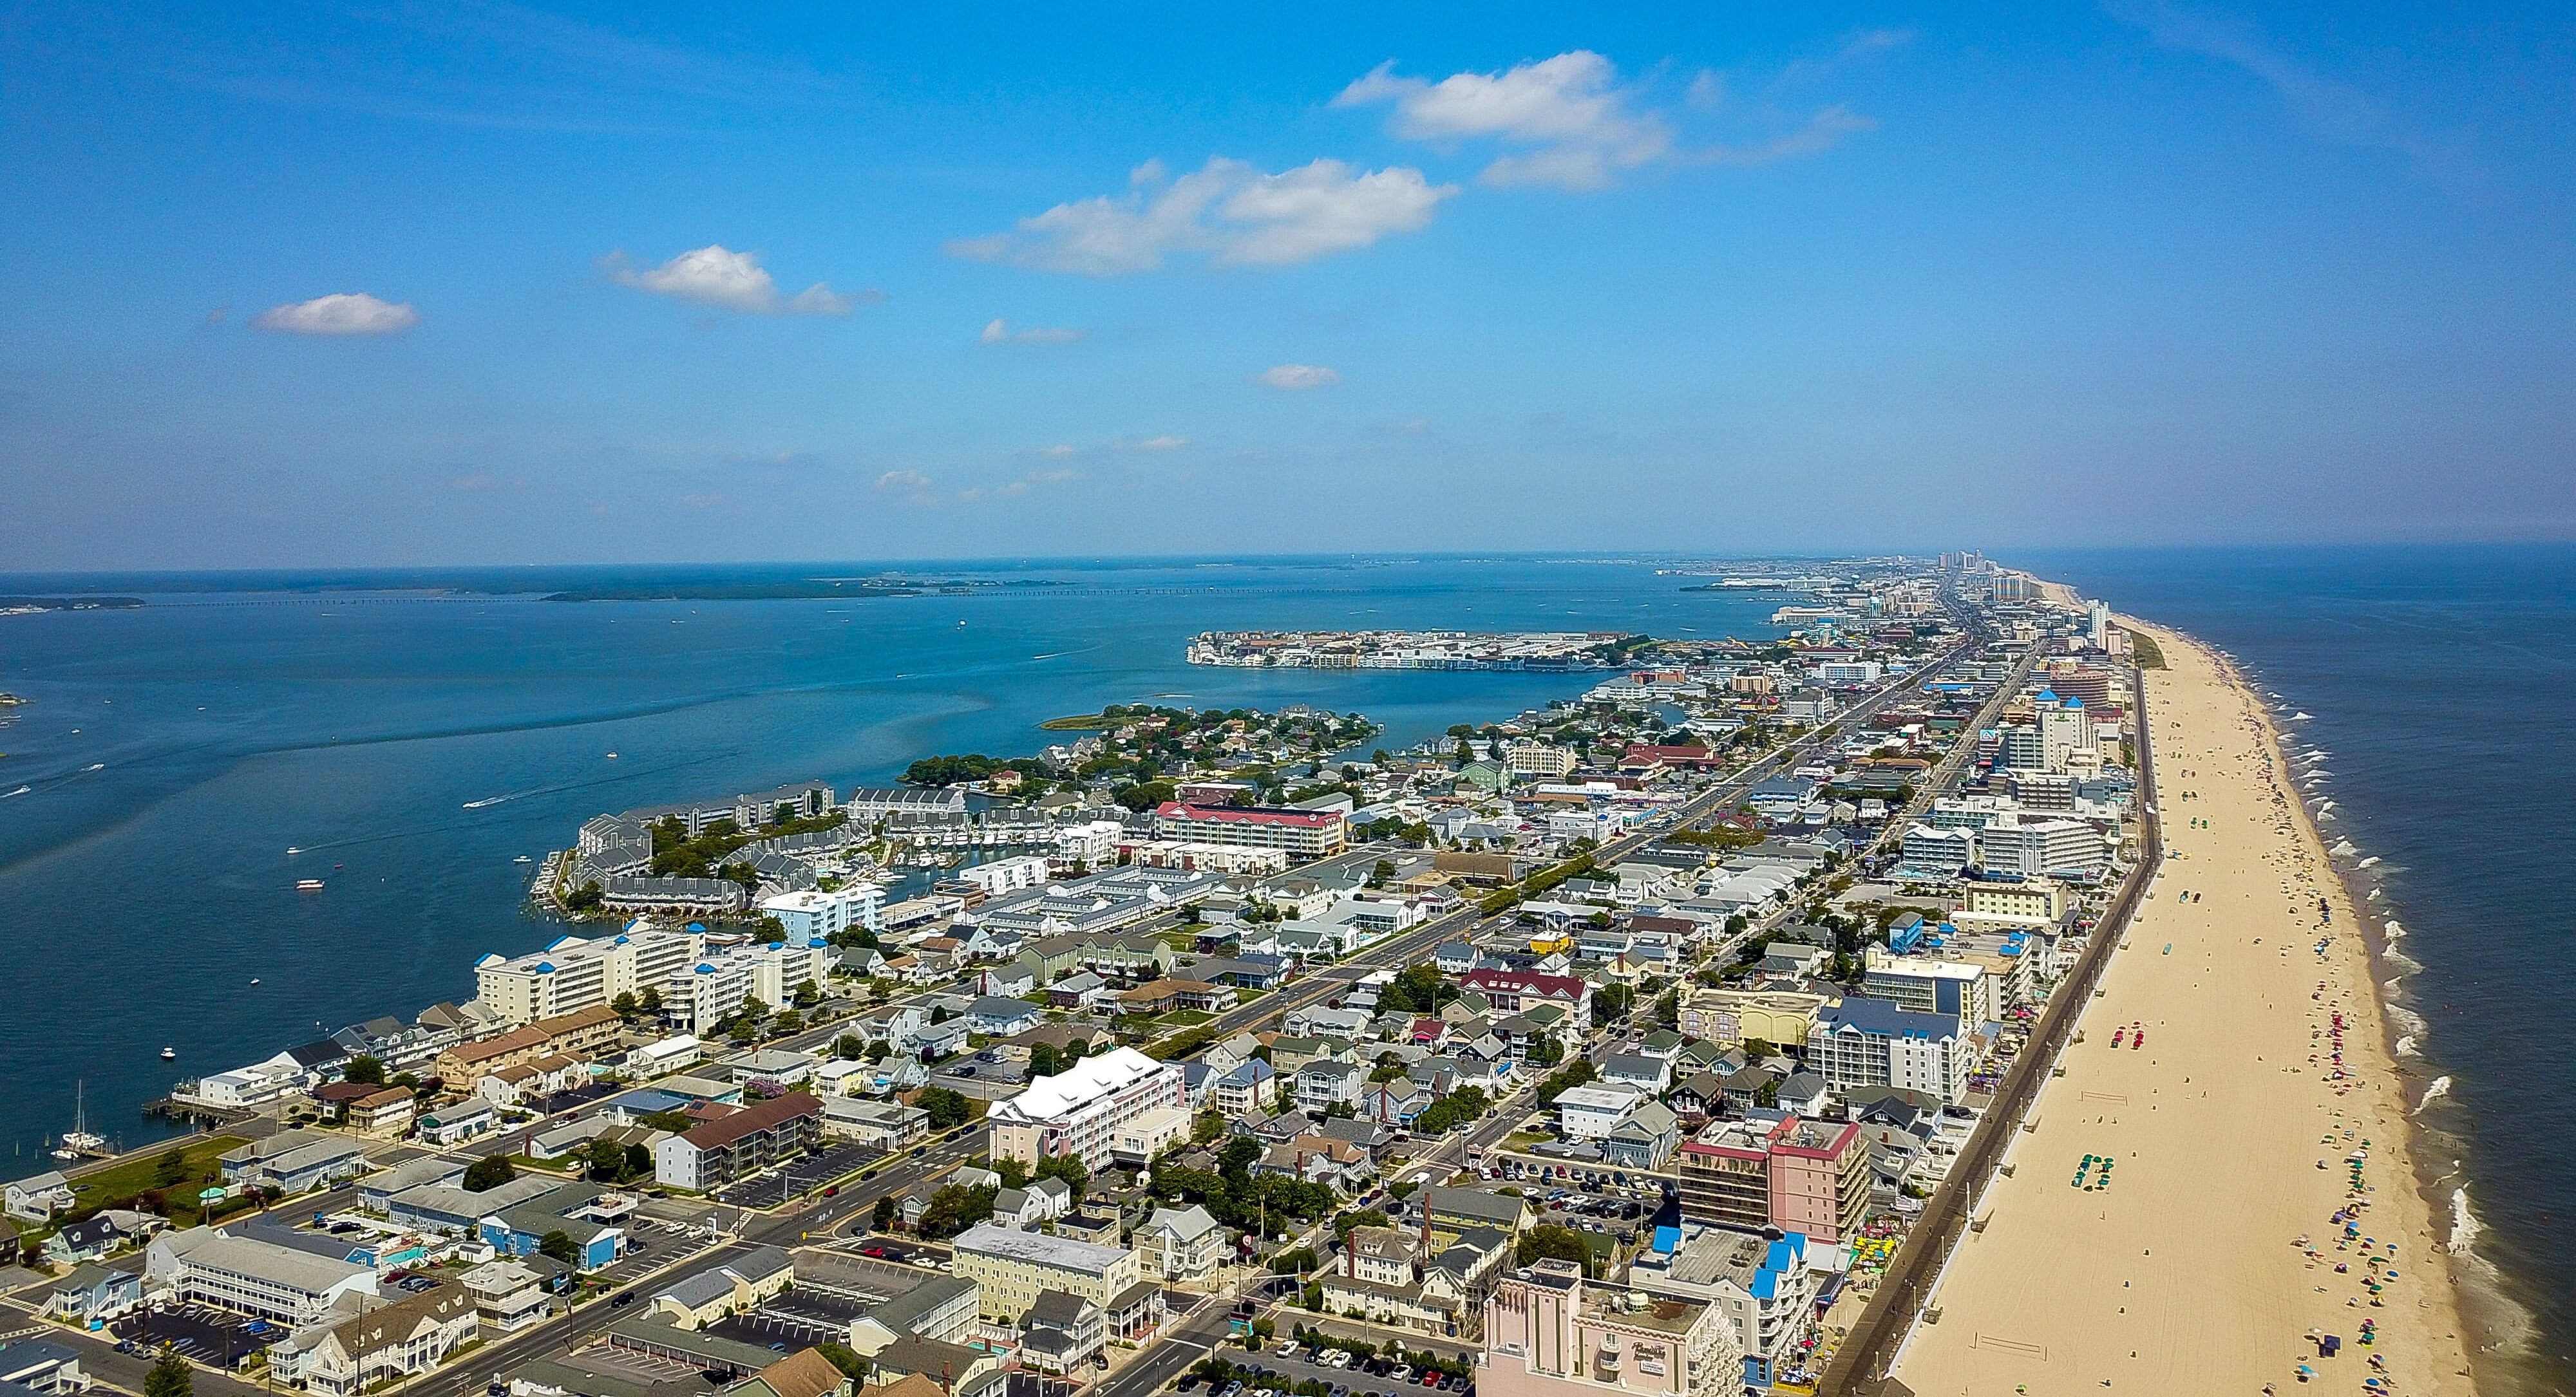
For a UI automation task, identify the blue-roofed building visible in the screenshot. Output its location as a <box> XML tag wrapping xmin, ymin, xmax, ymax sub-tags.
<box><xmin>1628</xmin><ymin>1223</ymin><xmax>1823</xmax><ymax>1390</ymax></box>
<box><xmin>1807</xmin><ymin>997</ymin><xmax>1973</xmax><ymax>1103</ymax></box>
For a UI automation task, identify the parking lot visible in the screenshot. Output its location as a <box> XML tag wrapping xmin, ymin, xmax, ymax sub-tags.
<box><xmin>1189</xmin><ymin>1338</ymin><xmax>1478</xmax><ymax>1397</ymax></box>
<box><xmin>710</xmin><ymin>1293</ymin><xmax>867</xmax><ymax>1351</ymax></box>
<box><xmin>712</xmin><ymin>1143</ymin><xmax>884</xmax><ymax>1207</ymax></box>
<box><xmin>111</xmin><ymin>1304</ymin><xmax>273</xmax><ymax>1370</ymax></box>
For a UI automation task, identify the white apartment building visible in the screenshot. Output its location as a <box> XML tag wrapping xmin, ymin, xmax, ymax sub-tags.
<box><xmin>1555</xmin><ymin>1084</ymin><xmax>1647</xmax><ymax>1141</ymax></box>
<box><xmin>475</xmin><ymin>926</ymin><xmax>704</xmax><ymax>1024</ymax></box>
<box><xmin>1814</xmin><ymin>661</ymin><xmax>1884</xmax><ymax>687</ymax></box>
<box><xmin>987</xmin><ymin>1047</ymin><xmax>1188</xmax><ymax>1171</ymax></box>
<box><xmin>1806</xmin><ymin>999</ymin><xmax>1973</xmax><ymax>1105</ymax></box>
<box><xmin>664</xmin><ymin>937</ymin><xmax>832</xmax><ymax>1033</ymax></box>
<box><xmin>759</xmin><ymin>883</ymin><xmax>882</xmax><ymax>940</ymax></box>
<box><xmin>1976</xmin><ymin>813</ymin><xmax>2107</xmax><ymax>879</ymax></box>
<box><xmin>960</xmin><ymin>855</ymin><xmax>1052</xmax><ymax>897</ymax></box>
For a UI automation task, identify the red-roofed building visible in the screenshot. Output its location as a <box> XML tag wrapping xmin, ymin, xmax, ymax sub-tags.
<box><xmin>1153</xmin><ymin>802</ymin><xmax>1347</xmax><ymax>859</ymax></box>
<box><xmin>1458</xmin><ymin>969</ymin><xmax>1592</xmax><ymax>1023</ymax></box>
<box><xmin>652</xmin><ymin>1092</ymin><xmax>821</xmax><ymax>1191</ymax></box>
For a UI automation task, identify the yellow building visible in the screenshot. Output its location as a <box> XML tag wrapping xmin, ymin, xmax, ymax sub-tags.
<box><xmin>1678</xmin><ymin>987</ymin><xmax>1828</xmax><ymax>1048</ymax></box>
<box><xmin>950</xmin><ymin>1223</ymin><xmax>1143</xmax><ymax>1322</ymax></box>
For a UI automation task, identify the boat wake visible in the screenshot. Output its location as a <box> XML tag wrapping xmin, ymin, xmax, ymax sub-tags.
<box><xmin>1</xmin><ymin>785</ymin><xmax>27</xmax><ymax>799</ymax></box>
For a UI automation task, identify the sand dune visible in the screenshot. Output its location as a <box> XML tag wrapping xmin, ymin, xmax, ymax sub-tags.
<box><xmin>1894</xmin><ymin>621</ymin><xmax>2473</xmax><ymax>1396</ymax></box>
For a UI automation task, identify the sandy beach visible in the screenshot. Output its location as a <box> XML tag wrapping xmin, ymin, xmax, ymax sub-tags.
<box><xmin>1893</xmin><ymin>621</ymin><xmax>2476</xmax><ymax>1396</ymax></box>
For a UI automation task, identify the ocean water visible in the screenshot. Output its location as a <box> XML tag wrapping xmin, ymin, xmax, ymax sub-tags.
<box><xmin>2017</xmin><ymin>543</ymin><xmax>2576</xmax><ymax>1385</ymax></box>
<box><xmin>0</xmin><ymin>556</ymin><xmax>1787</xmax><ymax>1163</ymax></box>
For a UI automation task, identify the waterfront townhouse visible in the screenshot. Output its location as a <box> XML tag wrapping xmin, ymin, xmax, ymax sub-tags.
<box><xmin>1806</xmin><ymin>997</ymin><xmax>1974</xmax><ymax>1105</ymax></box>
<box><xmin>269</xmin><ymin>1280</ymin><xmax>478</xmax><ymax>1397</ymax></box>
<box><xmin>1153</xmin><ymin>801</ymin><xmax>1348</xmax><ymax>859</ymax></box>
<box><xmin>219</xmin><ymin>1130</ymin><xmax>368</xmax><ymax>1194</ymax></box>
<box><xmin>475</xmin><ymin>928</ymin><xmax>704</xmax><ymax>1024</ymax></box>
<box><xmin>950</xmin><ymin>1223</ymin><xmax>1154</xmax><ymax>1329</ymax></box>
<box><xmin>652</xmin><ymin>1092</ymin><xmax>824</xmax><ymax>1191</ymax></box>
<box><xmin>1481</xmin><ymin>1260</ymin><xmax>1744</xmax><ymax>1397</ymax></box>
<box><xmin>986</xmin><ymin>1047</ymin><xmax>1187</xmax><ymax>1171</ymax></box>
<box><xmin>623</xmin><ymin>782</ymin><xmax>835</xmax><ymax>838</ymax></box>
<box><xmin>434</xmin><ymin>1004</ymin><xmax>623</xmax><ymax>1082</ymax></box>
<box><xmin>145</xmin><ymin>1228</ymin><xmax>379</xmax><ymax>1325</ymax></box>
<box><xmin>5</xmin><ymin>1171</ymin><xmax>76</xmax><ymax>1223</ymax></box>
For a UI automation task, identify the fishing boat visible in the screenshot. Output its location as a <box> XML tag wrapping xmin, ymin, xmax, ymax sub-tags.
<box><xmin>160</xmin><ymin>1047</ymin><xmax>176</xmax><ymax>1060</ymax></box>
<box><xmin>296</xmin><ymin>878</ymin><xmax>325</xmax><ymax>892</ymax></box>
<box><xmin>53</xmin><ymin>1081</ymin><xmax>104</xmax><ymax>1159</ymax></box>
<box><xmin>249</xmin><ymin>978</ymin><xmax>261</xmax><ymax>986</ymax></box>
<box><xmin>513</xmin><ymin>854</ymin><xmax>533</xmax><ymax>863</ymax></box>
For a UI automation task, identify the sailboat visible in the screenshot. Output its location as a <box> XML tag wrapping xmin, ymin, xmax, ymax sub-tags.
<box><xmin>53</xmin><ymin>1080</ymin><xmax>104</xmax><ymax>1159</ymax></box>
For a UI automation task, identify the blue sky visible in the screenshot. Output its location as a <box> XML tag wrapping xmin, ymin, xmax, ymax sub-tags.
<box><xmin>3</xmin><ymin>3</ymin><xmax>2571</xmax><ymax>568</ymax></box>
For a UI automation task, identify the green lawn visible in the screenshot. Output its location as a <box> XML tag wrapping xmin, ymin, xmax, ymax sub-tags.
<box><xmin>1039</xmin><ymin>713</ymin><xmax>1115</xmax><ymax>731</ymax></box>
<box><xmin>68</xmin><ymin>1134</ymin><xmax>249</xmax><ymax>1216</ymax></box>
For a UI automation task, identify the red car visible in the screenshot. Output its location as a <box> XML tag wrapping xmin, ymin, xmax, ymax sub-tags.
<box><xmin>1420</xmin><ymin>1374</ymin><xmax>1443</xmax><ymax>1386</ymax></box>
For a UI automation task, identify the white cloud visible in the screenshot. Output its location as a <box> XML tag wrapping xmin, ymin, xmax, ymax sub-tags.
<box><xmin>1338</xmin><ymin>52</ymin><xmax>1670</xmax><ymax>191</ymax></box>
<box><xmin>875</xmin><ymin>469</ymin><xmax>933</xmax><ymax>492</ymax></box>
<box><xmin>981</xmin><ymin>317</ymin><xmax>1086</xmax><ymax>344</ymax></box>
<box><xmin>1260</xmin><ymin>364</ymin><xmax>1341</xmax><ymax>390</ymax></box>
<box><xmin>1133</xmin><ymin>435</ymin><xmax>1189</xmax><ymax>451</ymax></box>
<box><xmin>251</xmin><ymin>292</ymin><xmax>420</xmax><ymax>335</ymax></box>
<box><xmin>611</xmin><ymin>245</ymin><xmax>876</xmax><ymax>315</ymax></box>
<box><xmin>1339</xmin><ymin>50</ymin><xmax>1872</xmax><ymax>190</ymax></box>
<box><xmin>947</xmin><ymin>156</ymin><xmax>1456</xmax><ymax>275</ymax></box>
<box><xmin>1039</xmin><ymin>444</ymin><xmax>1078</xmax><ymax>457</ymax></box>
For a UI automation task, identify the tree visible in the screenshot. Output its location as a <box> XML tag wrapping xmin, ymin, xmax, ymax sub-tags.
<box><xmin>624</xmin><ymin>1143</ymin><xmax>652</xmax><ymax>1180</ymax></box>
<box><xmin>1191</xmin><ymin>1111</ymin><xmax>1227</xmax><ymax>1145</ymax></box>
<box><xmin>538</xmin><ymin>1230</ymin><xmax>582</xmax><ymax>1266</ymax></box>
<box><xmin>1369</xmin><ymin>860</ymin><xmax>1397</xmax><ymax>888</ymax></box>
<box><xmin>794</xmin><ymin>979</ymin><xmax>822</xmax><ymax>1008</ymax></box>
<box><xmin>145</xmin><ymin>1353</ymin><xmax>193</xmax><ymax>1397</ymax></box>
<box><xmin>343</xmin><ymin>1055</ymin><xmax>386</xmax><ymax>1086</ymax></box>
<box><xmin>585</xmin><ymin>1138</ymin><xmax>627</xmax><ymax>1180</ymax></box>
<box><xmin>152</xmin><ymin>1149</ymin><xmax>191</xmax><ymax>1189</ymax></box>
<box><xmin>773</xmin><ymin>1009</ymin><xmax>804</xmax><ymax>1036</ymax></box>
<box><xmin>1516</xmin><ymin>1223</ymin><xmax>1598</xmax><ymax>1277</ymax></box>
<box><xmin>918</xmin><ymin>1087</ymin><xmax>972</xmax><ymax>1130</ymax></box>
<box><xmin>1028</xmin><ymin>1044</ymin><xmax>1063</xmax><ymax>1078</ymax></box>
<box><xmin>639</xmin><ymin>985</ymin><xmax>664</xmax><ymax>1012</ymax></box>
<box><xmin>739</xmin><ymin>996</ymin><xmax>770</xmax><ymax>1022</ymax></box>
<box><xmin>1333</xmin><ymin>1210</ymin><xmax>1389</xmax><ymax>1244</ymax></box>
<box><xmin>611</xmin><ymin>991</ymin><xmax>639</xmax><ymax>1017</ymax></box>
<box><xmin>817</xmin><ymin>1343</ymin><xmax>869</xmax><ymax>1383</ymax></box>
<box><xmin>873</xmin><ymin>1195</ymin><xmax>899</xmax><ymax>1232</ymax></box>
<box><xmin>916</xmin><ymin>1183</ymin><xmax>998</xmax><ymax>1239</ymax></box>
<box><xmin>835</xmin><ymin>1034</ymin><xmax>865</xmax><ymax>1059</ymax></box>
<box><xmin>463</xmin><ymin>1155</ymin><xmax>516</xmax><ymax>1192</ymax></box>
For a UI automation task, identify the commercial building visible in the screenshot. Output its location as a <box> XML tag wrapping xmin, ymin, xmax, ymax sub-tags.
<box><xmin>1480</xmin><ymin>1261</ymin><xmax>1743</xmax><ymax>1397</ymax></box>
<box><xmin>1672</xmin><ymin>1117</ymin><xmax>1870</xmax><ymax>1244</ymax></box>
<box><xmin>1857</xmin><ymin>948</ymin><xmax>1996</xmax><ymax>1029</ymax></box>
<box><xmin>474</xmin><ymin>928</ymin><xmax>704</xmax><ymax>1025</ymax></box>
<box><xmin>1628</xmin><ymin>1226</ymin><xmax>1826</xmax><ymax>1392</ymax></box>
<box><xmin>1806</xmin><ymin>997</ymin><xmax>1973</xmax><ymax>1105</ymax></box>
<box><xmin>1975</xmin><ymin>812</ymin><xmax>2108</xmax><ymax>879</ymax></box>
<box><xmin>985</xmin><ymin>1047</ymin><xmax>1187</xmax><ymax>1171</ymax></box>
<box><xmin>1674</xmin><ymin>987</ymin><xmax>1829</xmax><ymax>1050</ymax></box>
<box><xmin>144</xmin><ymin>1228</ymin><xmax>379</xmax><ymax>1325</ymax></box>
<box><xmin>652</xmin><ymin>1092</ymin><xmax>824</xmax><ymax>1190</ymax></box>
<box><xmin>1953</xmin><ymin>879</ymin><xmax>2072</xmax><ymax>926</ymax></box>
<box><xmin>949</xmin><ymin>1223</ymin><xmax>1146</xmax><ymax>1322</ymax></box>
<box><xmin>1504</xmin><ymin>742</ymin><xmax>1579</xmax><ymax>779</ymax></box>
<box><xmin>1152</xmin><ymin>802</ymin><xmax>1348</xmax><ymax>860</ymax></box>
